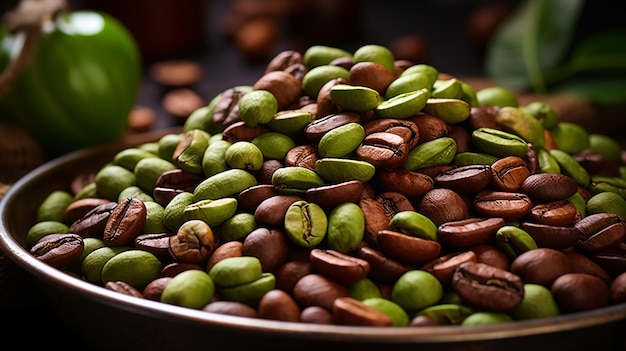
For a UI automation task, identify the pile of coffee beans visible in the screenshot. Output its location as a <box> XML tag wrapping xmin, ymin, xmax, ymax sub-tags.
<box><xmin>27</xmin><ymin>44</ymin><xmax>626</xmax><ymax>327</ymax></box>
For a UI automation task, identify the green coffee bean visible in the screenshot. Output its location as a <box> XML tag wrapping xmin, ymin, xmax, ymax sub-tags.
<box><xmin>347</xmin><ymin>278</ymin><xmax>382</xmax><ymax>301</ymax></box>
<box><xmin>353</xmin><ymin>44</ymin><xmax>395</xmax><ymax>73</ymax></box>
<box><xmin>157</xmin><ymin>133</ymin><xmax>184</xmax><ymax>161</ymax></box>
<box><xmin>303</xmin><ymin>45</ymin><xmax>351</xmax><ymax>69</ymax></box>
<box><xmin>389</xmin><ymin>211</ymin><xmax>438</xmax><ymax>241</ymax></box>
<box><xmin>183</xmin><ymin>105</ymin><xmax>212</xmax><ymax>133</ymax></box>
<box><xmin>26</xmin><ymin>220</ymin><xmax>69</xmax><ymax>247</ymax></box>
<box><xmin>549</xmin><ymin>149</ymin><xmax>590</xmax><ymax>187</ymax></box>
<box><xmin>537</xmin><ymin>148</ymin><xmax>561</xmax><ymax>174</ymax></box>
<box><xmin>163</xmin><ymin>192</ymin><xmax>195</xmax><ymax>232</ymax></box>
<box><xmin>183</xmin><ymin>198</ymin><xmax>238</xmax><ymax>228</ymax></box>
<box><xmin>160</xmin><ymin>269</ymin><xmax>215</xmax><ymax>309</ymax></box>
<box><xmin>589</xmin><ymin>134</ymin><xmax>622</xmax><ymax>162</ymax></box>
<box><xmin>95</xmin><ymin>164</ymin><xmax>136</xmax><ymax>201</ymax></box>
<box><xmin>134</xmin><ymin>157</ymin><xmax>177</xmax><ymax>193</ymax></box>
<box><xmin>238</xmin><ymin>89</ymin><xmax>278</xmax><ymax>126</ymax></box>
<box><xmin>509</xmin><ymin>284</ymin><xmax>560</xmax><ymax>320</ymax></box>
<box><xmin>326</xmin><ymin>202</ymin><xmax>365</xmax><ymax>253</ymax></box>
<box><xmin>416</xmin><ymin>304</ymin><xmax>474</xmax><ymax>325</ymax></box>
<box><xmin>431</xmin><ymin>78</ymin><xmax>463</xmax><ymax>99</ymax></box>
<box><xmin>362</xmin><ymin>297</ymin><xmax>410</xmax><ymax>327</ymax></box>
<box><xmin>495</xmin><ymin>106</ymin><xmax>545</xmax><ymax>149</ymax></box>
<box><xmin>315</xmin><ymin>158</ymin><xmax>376</xmax><ymax>183</ymax></box>
<box><xmin>476</xmin><ymin>86</ymin><xmax>519</xmax><ymax>107</ymax></box>
<box><xmin>586</xmin><ymin>191</ymin><xmax>626</xmax><ymax>218</ymax></box>
<box><xmin>81</xmin><ymin>246</ymin><xmax>131</xmax><ymax>284</ymax></box>
<box><xmin>113</xmin><ymin>148</ymin><xmax>158</xmax><ymax>172</ymax></box>
<box><xmin>375</xmin><ymin>89</ymin><xmax>429</xmax><ymax>119</ymax></box>
<box><xmin>522</xmin><ymin>101</ymin><xmax>558</xmax><ymax>129</ymax></box>
<box><xmin>472</xmin><ymin>127</ymin><xmax>531</xmax><ymax>158</ymax></box>
<box><xmin>224</xmin><ymin>141</ymin><xmax>264</xmax><ymax>171</ymax></box>
<box><xmin>461</xmin><ymin>312</ymin><xmax>513</xmax><ymax>326</ymax></box>
<box><xmin>403</xmin><ymin>137</ymin><xmax>457</xmax><ymax>171</ymax></box>
<box><xmin>118</xmin><ymin>186</ymin><xmax>153</xmax><ymax>203</ymax></box>
<box><xmin>400</xmin><ymin>64</ymin><xmax>438</xmax><ymax>87</ymax></box>
<box><xmin>549</xmin><ymin>122</ymin><xmax>590</xmax><ymax>154</ymax></box>
<box><xmin>421</xmin><ymin>98</ymin><xmax>471</xmax><ymax>124</ymax></box>
<box><xmin>329</xmin><ymin>84</ymin><xmax>381</xmax><ymax>112</ymax></box>
<box><xmin>318</xmin><ymin>122</ymin><xmax>365</xmax><ymax>158</ymax></box>
<box><xmin>453</xmin><ymin>152</ymin><xmax>498</xmax><ymax>166</ymax></box>
<box><xmin>266</xmin><ymin>110</ymin><xmax>314</xmax><ymax>134</ymax></box>
<box><xmin>172</xmin><ymin>129</ymin><xmax>210</xmax><ymax>174</ymax></box>
<box><xmin>251</xmin><ymin>132</ymin><xmax>296</xmax><ymax>160</ymax></box>
<box><xmin>284</xmin><ymin>200</ymin><xmax>328</xmax><ymax>248</ymax></box>
<box><xmin>391</xmin><ymin>270</ymin><xmax>443</xmax><ymax>312</ymax></box>
<box><xmin>101</xmin><ymin>249</ymin><xmax>162</xmax><ymax>289</ymax></box>
<box><xmin>271</xmin><ymin>166</ymin><xmax>326</xmax><ymax>195</ymax></box>
<box><xmin>384</xmin><ymin>72</ymin><xmax>431</xmax><ymax>99</ymax></box>
<box><xmin>218</xmin><ymin>272</ymin><xmax>276</xmax><ymax>306</ymax></box>
<box><xmin>459</xmin><ymin>80</ymin><xmax>479</xmax><ymax>107</ymax></box>
<box><xmin>494</xmin><ymin>226</ymin><xmax>538</xmax><ymax>260</ymax></box>
<box><xmin>217</xmin><ymin>212</ymin><xmax>256</xmax><ymax>242</ymax></box>
<box><xmin>143</xmin><ymin>201</ymin><xmax>166</xmax><ymax>234</ymax></box>
<box><xmin>208</xmin><ymin>256</ymin><xmax>263</xmax><ymax>288</ymax></box>
<box><xmin>202</xmin><ymin>139</ymin><xmax>231</xmax><ymax>177</ymax></box>
<box><xmin>193</xmin><ymin>169</ymin><xmax>257</xmax><ymax>201</ymax></box>
<box><xmin>36</xmin><ymin>190</ymin><xmax>73</xmax><ymax>223</ymax></box>
<box><xmin>302</xmin><ymin>65</ymin><xmax>350</xmax><ymax>98</ymax></box>
<box><xmin>588</xmin><ymin>175</ymin><xmax>626</xmax><ymax>199</ymax></box>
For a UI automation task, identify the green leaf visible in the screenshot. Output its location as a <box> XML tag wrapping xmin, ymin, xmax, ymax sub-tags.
<box><xmin>568</xmin><ymin>29</ymin><xmax>626</xmax><ymax>73</ymax></box>
<box><xmin>485</xmin><ymin>0</ymin><xmax>584</xmax><ymax>93</ymax></box>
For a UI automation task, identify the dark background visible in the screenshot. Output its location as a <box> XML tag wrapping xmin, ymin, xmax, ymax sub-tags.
<box><xmin>1</xmin><ymin>0</ymin><xmax>625</xmax><ymax>348</ymax></box>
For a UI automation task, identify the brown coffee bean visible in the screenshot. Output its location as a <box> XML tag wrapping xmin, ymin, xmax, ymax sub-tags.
<box><xmin>332</xmin><ymin>297</ymin><xmax>393</xmax><ymax>326</ymax></box>
<box><xmin>202</xmin><ymin>300</ymin><xmax>259</xmax><ymax>318</ymax></box>
<box><xmin>520</xmin><ymin>173</ymin><xmax>579</xmax><ymax>202</ymax></box>
<box><xmin>237</xmin><ymin>184</ymin><xmax>279</xmax><ymax>213</ymax></box>
<box><xmin>377</xmin><ymin>192</ymin><xmax>414</xmax><ymax>221</ymax></box>
<box><xmin>518</xmin><ymin>222</ymin><xmax>580</xmax><ymax>250</ymax></box>
<box><xmin>374</xmin><ymin>169</ymin><xmax>433</xmax><ymax>199</ymax></box>
<box><xmin>293</xmin><ymin>274</ymin><xmax>350</xmax><ymax>311</ymax></box>
<box><xmin>473</xmin><ymin>190</ymin><xmax>532</xmax><ymax>222</ymax></box>
<box><xmin>447</xmin><ymin>125</ymin><xmax>472</xmax><ymax>154</ymax></box>
<box><xmin>274</xmin><ymin>260</ymin><xmax>314</xmax><ymax>294</ymax></box>
<box><xmin>574</xmin><ymin>213</ymin><xmax>626</xmax><ymax>253</ymax></box>
<box><xmin>589</xmin><ymin>244</ymin><xmax>626</xmax><ymax>277</ymax></box>
<box><xmin>253</xmin><ymin>70</ymin><xmax>302</xmax><ymax>109</ymax></box>
<box><xmin>258</xmin><ymin>289</ymin><xmax>301</xmax><ymax>322</ymax></box>
<box><xmin>363</xmin><ymin>118</ymin><xmax>420</xmax><ymax>149</ymax></box>
<box><xmin>421</xmin><ymin>251</ymin><xmax>477</xmax><ymax>288</ymax></box>
<box><xmin>316</xmin><ymin>78</ymin><xmax>348</xmax><ymax>118</ymax></box>
<box><xmin>30</xmin><ymin>233</ymin><xmax>84</xmax><ymax>269</ymax></box>
<box><xmin>64</xmin><ymin>198</ymin><xmax>113</xmax><ymax>225</ymax></box>
<box><xmin>105</xmin><ymin>281</ymin><xmax>144</xmax><ymax>298</ymax></box>
<box><xmin>468</xmin><ymin>106</ymin><xmax>500</xmax><ymax>130</ymax></box>
<box><xmin>305</xmin><ymin>180</ymin><xmax>364</xmax><ymax>209</ymax></box>
<box><xmin>452</xmin><ymin>262</ymin><xmax>524</xmax><ymax>312</ymax></box>
<box><xmin>408</xmin><ymin>113</ymin><xmax>448</xmax><ymax>143</ymax></box>
<box><xmin>300</xmin><ymin>306</ymin><xmax>335</xmax><ymax>324</ymax></box>
<box><xmin>434</xmin><ymin>164</ymin><xmax>492</xmax><ymax>195</ymax></box>
<box><xmin>284</xmin><ymin>144</ymin><xmax>320</xmax><ymax>171</ymax></box>
<box><xmin>265</xmin><ymin>50</ymin><xmax>303</xmax><ymax>74</ymax></box>
<box><xmin>212</xmin><ymin>87</ymin><xmax>246</xmax><ymax>129</ymax></box>
<box><xmin>160</xmin><ymin>262</ymin><xmax>204</xmax><ymax>277</ymax></box>
<box><xmin>417</xmin><ymin>164</ymin><xmax>455</xmax><ymax>179</ymax></box>
<box><xmin>417</xmin><ymin>188</ymin><xmax>469</xmax><ymax>227</ymax></box>
<box><xmin>468</xmin><ymin>244</ymin><xmax>510</xmax><ymax>271</ymax></box>
<box><xmin>551</xmin><ymin>273</ymin><xmax>611</xmax><ymax>312</ymax></box>
<box><xmin>377</xmin><ymin>230</ymin><xmax>442</xmax><ymax>265</ymax></box>
<box><xmin>254</xmin><ymin>195</ymin><xmax>304</xmax><ymax>227</ymax></box>
<box><xmin>490</xmin><ymin>156</ymin><xmax>530</xmax><ymax>192</ymax></box>
<box><xmin>510</xmin><ymin>248</ymin><xmax>574</xmax><ymax>286</ymax></box>
<box><xmin>354</xmin><ymin>243</ymin><xmax>412</xmax><ymax>283</ymax></box>
<box><xmin>303</xmin><ymin>112</ymin><xmax>360</xmax><ymax>143</ymax></box>
<box><xmin>142</xmin><ymin>277</ymin><xmax>172</xmax><ymax>301</ymax></box>
<box><xmin>358</xmin><ymin>197</ymin><xmax>390</xmax><ymax>245</ymax></box>
<box><xmin>563</xmin><ymin>251</ymin><xmax>612</xmax><ymax>285</ymax></box>
<box><xmin>309</xmin><ymin>249</ymin><xmax>370</xmax><ymax>286</ymax></box>
<box><xmin>134</xmin><ymin>233</ymin><xmax>174</xmax><ymax>262</ymax></box>
<box><xmin>103</xmin><ymin>198</ymin><xmax>147</xmax><ymax>246</ymax></box>
<box><xmin>356</xmin><ymin>132</ymin><xmax>410</xmax><ymax>169</ymax></box>
<box><xmin>528</xmin><ymin>200</ymin><xmax>578</xmax><ymax>227</ymax></box>
<box><xmin>611</xmin><ymin>272</ymin><xmax>626</xmax><ymax>304</ymax></box>
<box><xmin>205</xmin><ymin>241</ymin><xmax>243</xmax><ymax>272</ymax></box>
<box><xmin>255</xmin><ymin>159</ymin><xmax>284</xmax><ymax>184</ymax></box>
<box><xmin>349</xmin><ymin>61</ymin><xmax>395</xmax><ymax>95</ymax></box>
<box><xmin>155</xmin><ymin>169</ymin><xmax>205</xmax><ymax>193</ymax></box>
<box><xmin>222</xmin><ymin>120</ymin><xmax>270</xmax><ymax>143</ymax></box>
<box><xmin>69</xmin><ymin>201</ymin><xmax>117</xmax><ymax>238</ymax></box>
<box><xmin>438</xmin><ymin>217</ymin><xmax>505</xmax><ymax>248</ymax></box>
<box><xmin>242</xmin><ymin>228</ymin><xmax>290</xmax><ymax>272</ymax></box>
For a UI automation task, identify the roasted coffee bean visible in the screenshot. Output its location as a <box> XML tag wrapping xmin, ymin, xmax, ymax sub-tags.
<box><xmin>452</xmin><ymin>262</ymin><xmax>524</xmax><ymax>312</ymax></box>
<box><xmin>254</xmin><ymin>195</ymin><xmax>304</xmax><ymax>227</ymax></box>
<box><xmin>242</xmin><ymin>228</ymin><xmax>290</xmax><ymax>272</ymax></box>
<box><xmin>265</xmin><ymin>50</ymin><xmax>303</xmax><ymax>73</ymax></box>
<box><xmin>354</xmin><ymin>243</ymin><xmax>412</xmax><ymax>283</ymax></box>
<box><xmin>574</xmin><ymin>213</ymin><xmax>626</xmax><ymax>252</ymax></box>
<box><xmin>254</xmin><ymin>159</ymin><xmax>284</xmax><ymax>184</ymax></box>
<box><xmin>284</xmin><ymin>144</ymin><xmax>320</xmax><ymax>171</ymax></box>
<box><xmin>421</xmin><ymin>251</ymin><xmax>477</xmax><ymax>288</ymax></box>
<box><xmin>377</xmin><ymin>192</ymin><xmax>415</xmax><ymax>221</ymax></box>
<box><xmin>438</xmin><ymin>217</ymin><xmax>505</xmax><ymax>248</ymax></box>
<box><xmin>490</xmin><ymin>156</ymin><xmax>530</xmax><ymax>192</ymax></box>
<box><xmin>510</xmin><ymin>248</ymin><xmax>574</xmax><ymax>286</ymax></box>
<box><xmin>473</xmin><ymin>190</ymin><xmax>532</xmax><ymax>221</ymax></box>
<box><xmin>518</xmin><ymin>222</ymin><xmax>580</xmax><ymax>250</ymax></box>
<box><xmin>293</xmin><ymin>274</ymin><xmax>350</xmax><ymax>311</ymax></box>
<box><xmin>168</xmin><ymin>220</ymin><xmax>216</xmax><ymax>264</ymax></box>
<box><xmin>374</xmin><ymin>169</ymin><xmax>434</xmax><ymax>198</ymax></box>
<box><xmin>417</xmin><ymin>188</ymin><xmax>469</xmax><ymax>226</ymax></box>
<box><xmin>203</xmin><ymin>300</ymin><xmax>259</xmax><ymax>319</ymax></box>
<box><xmin>211</xmin><ymin>86</ymin><xmax>247</xmax><ymax>129</ymax></box>
<box><xmin>300</xmin><ymin>306</ymin><xmax>335</xmax><ymax>324</ymax></box>
<box><xmin>222</xmin><ymin>120</ymin><xmax>270</xmax><ymax>143</ymax></box>
<box><xmin>69</xmin><ymin>201</ymin><xmax>118</xmax><ymax>238</ymax></box>
<box><xmin>408</xmin><ymin>113</ymin><xmax>448</xmax><ymax>143</ymax></box>
<box><xmin>237</xmin><ymin>184</ymin><xmax>279</xmax><ymax>213</ymax></box>
<box><xmin>103</xmin><ymin>198</ymin><xmax>147</xmax><ymax>246</ymax></box>
<box><xmin>434</xmin><ymin>164</ymin><xmax>492</xmax><ymax>195</ymax></box>
<box><xmin>258</xmin><ymin>289</ymin><xmax>301</xmax><ymax>322</ymax></box>
<box><xmin>520</xmin><ymin>173</ymin><xmax>579</xmax><ymax>202</ymax></box>
<box><xmin>309</xmin><ymin>249</ymin><xmax>370</xmax><ymax>285</ymax></box>
<box><xmin>332</xmin><ymin>297</ymin><xmax>393</xmax><ymax>326</ymax></box>
<box><xmin>356</xmin><ymin>132</ymin><xmax>410</xmax><ymax>169</ymax></box>
<box><xmin>30</xmin><ymin>233</ymin><xmax>84</xmax><ymax>269</ymax></box>
<box><xmin>362</xmin><ymin>118</ymin><xmax>420</xmax><ymax>149</ymax></box>
<box><xmin>468</xmin><ymin>244</ymin><xmax>510</xmax><ymax>271</ymax></box>
<box><xmin>528</xmin><ymin>200</ymin><xmax>578</xmax><ymax>227</ymax></box>
<box><xmin>64</xmin><ymin>198</ymin><xmax>112</xmax><ymax>225</ymax></box>
<box><xmin>551</xmin><ymin>273</ymin><xmax>611</xmax><ymax>312</ymax></box>
<box><xmin>305</xmin><ymin>180</ymin><xmax>364</xmax><ymax>209</ymax></box>
<box><xmin>105</xmin><ymin>280</ymin><xmax>144</xmax><ymax>298</ymax></box>
<box><xmin>304</xmin><ymin>112</ymin><xmax>361</xmax><ymax>143</ymax></box>
<box><xmin>134</xmin><ymin>232</ymin><xmax>174</xmax><ymax>262</ymax></box>
<box><xmin>376</xmin><ymin>229</ymin><xmax>442</xmax><ymax>265</ymax></box>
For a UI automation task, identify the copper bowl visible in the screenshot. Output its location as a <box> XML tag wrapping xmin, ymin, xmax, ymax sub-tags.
<box><xmin>1</xmin><ymin>129</ymin><xmax>625</xmax><ymax>351</ymax></box>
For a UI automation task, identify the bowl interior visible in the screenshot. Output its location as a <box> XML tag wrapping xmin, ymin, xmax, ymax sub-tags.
<box><xmin>1</xmin><ymin>129</ymin><xmax>626</xmax><ymax>351</ymax></box>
